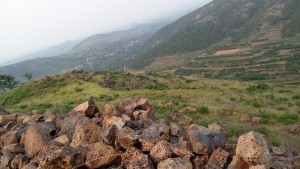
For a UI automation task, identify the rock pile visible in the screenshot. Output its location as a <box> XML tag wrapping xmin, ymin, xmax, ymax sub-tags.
<box><xmin>0</xmin><ymin>96</ymin><xmax>299</xmax><ymax>169</ymax></box>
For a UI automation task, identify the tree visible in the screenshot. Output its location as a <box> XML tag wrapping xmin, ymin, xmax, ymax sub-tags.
<box><xmin>23</xmin><ymin>72</ymin><xmax>33</xmax><ymax>82</ymax></box>
<box><xmin>0</xmin><ymin>75</ymin><xmax>19</xmax><ymax>93</ymax></box>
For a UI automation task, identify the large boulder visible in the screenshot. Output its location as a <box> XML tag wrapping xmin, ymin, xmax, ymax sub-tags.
<box><xmin>23</xmin><ymin>123</ymin><xmax>56</xmax><ymax>158</ymax></box>
<box><xmin>139</xmin><ymin>120</ymin><xmax>170</xmax><ymax>151</ymax></box>
<box><xmin>3</xmin><ymin>143</ymin><xmax>24</xmax><ymax>154</ymax></box>
<box><xmin>235</xmin><ymin>131</ymin><xmax>272</xmax><ymax>168</ymax></box>
<box><xmin>103</xmin><ymin>104</ymin><xmax>122</xmax><ymax>117</ymax></box>
<box><xmin>38</xmin><ymin>144</ymin><xmax>86</xmax><ymax>169</ymax></box>
<box><xmin>187</xmin><ymin>124</ymin><xmax>226</xmax><ymax>155</ymax></box>
<box><xmin>157</xmin><ymin>156</ymin><xmax>193</xmax><ymax>169</ymax></box>
<box><xmin>73</xmin><ymin>98</ymin><xmax>99</xmax><ymax>118</ymax></box>
<box><xmin>150</xmin><ymin>140</ymin><xmax>172</xmax><ymax>164</ymax></box>
<box><xmin>70</xmin><ymin>117</ymin><xmax>102</xmax><ymax>147</ymax></box>
<box><xmin>122</xmin><ymin>96</ymin><xmax>153</xmax><ymax>119</ymax></box>
<box><xmin>121</xmin><ymin>146</ymin><xmax>154</xmax><ymax>169</ymax></box>
<box><xmin>117</xmin><ymin>126</ymin><xmax>138</xmax><ymax>149</ymax></box>
<box><xmin>85</xmin><ymin>142</ymin><xmax>118</xmax><ymax>169</ymax></box>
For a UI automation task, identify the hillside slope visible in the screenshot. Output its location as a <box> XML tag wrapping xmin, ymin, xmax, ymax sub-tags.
<box><xmin>0</xmin><ymin>71</ymin><xmax>299</xmax><ymax>151</ymax></box>
<box><xmin>129</xmin><ymin>0</ymin><xmax>300</xmax><ymax>80</ymax></box>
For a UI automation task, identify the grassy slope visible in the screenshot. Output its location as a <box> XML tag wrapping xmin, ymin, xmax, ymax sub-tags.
<box><xmin>0</xmin><ymin>72</ymin><xmax>299</xmax><ymax>151</ymax></box>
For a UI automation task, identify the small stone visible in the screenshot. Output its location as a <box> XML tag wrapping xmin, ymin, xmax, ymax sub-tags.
<box><xmin>103</xmin><ymin>116</ymin><xmax>126</xmax><ymax>130</ymax></box>
<box><xmin>205</xmin><ymin>147</ymin><xmax>229</xmax><ymax>169</ymax></box>
<box><xmin>104</xmin><ymin>104</ymin><xmax>121</xmax><ymax>117</ymax></box>
<box><xmin>157</xmin><ymin>156</ymin><xmax>193</xmax><ymax>169</ymax></box>
<box><xmin>240</xmin><ymin>114</ymin><xmax>250</xmax><ymax>123</ymax></box>
<box><xmin>10</xmin><ymin>154</ymin><xmax>28</xmax><ymax>169</ymax></box>
<box><xmin>150</xmin><ymin>141</ymin><xmax>172</xmax><ymax>164</ymax></box>
<box><xmin>121</xmin><ymin>147</ymin><xmax>154</xmax><ymax>169</ymax></box>
<box><xmin>192</xmin><ymin>156</ymin><xmax>209</xmax><ymax>169</ymax></box>
<box><xmin>249</xmin><ymin>165</ymin><xmax>267</xmax><ymax>169</ymax></box>
<box><xmin>73</xmin><ymin>98</ymin><xmax>99</xmax><ymax>118</ymax></box>
<box><xmin>251</xmin><ymin>117</ymin><xmax>261</xmax><ymax>126</ymax></box>
<box><xmin>169</xmin><ymin>122</ymin><xmax>180</xmax><ymax>136</ymax></box>
<box><xmin>54</xmin><ymin>135</ymin><xmax>70</xmax><ymax>146</ymax></box>
<box><xmin>85</xmin><ymin>142</ymin><xmax>118</xmax><ymax>168</ymax></box>
<box><xmin>101</xmin><ymin>125</ymin><xmax>118</xmax><ymax>145</ymax></box>
<box><xmin>0</xmin><ymin>151</ymin><xmax>14</xmax><ymax>169</ymax></box>
<box><xmin>285</xmin><ymin>124</ymin><xmax>300</xmax><ymax>134</ymax></box>
<box><xmin>3</xmin><ymin>143</ymin><xmax>24</xmax><ymax>154</ymax></box>
<box><xmin>117</xmin><ymin>127</ymin><xmax>138</xmax><ymax>149</ymax></box>
<box><xmin>227</xmin><ymin>155</ymin><xmax>248</xmax><ymax>169</ymax></box>
<box><xmin>170</xmin><ymin>144</ymin><xmax>194</xmax><ymax>157</ymax></box>
<box><xmin>208</xmin><ymin>123</ymin><xmax>221</xmax><ymax>132</ymax></box>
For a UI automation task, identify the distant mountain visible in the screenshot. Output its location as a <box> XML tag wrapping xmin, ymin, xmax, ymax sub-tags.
<box><xmin>0</xmin><ymin>22</ymin><xmax>167</xmax><ymax>81</ymax></box>
<box><xmin>128</xmin><ymin>0</ymin><xmax>300</xmax><ymax>81</ymax></box>
<box><xmin>0</xmin><ymin>40</ymin><xmax>79</xmax><ymax>67</ymax></box>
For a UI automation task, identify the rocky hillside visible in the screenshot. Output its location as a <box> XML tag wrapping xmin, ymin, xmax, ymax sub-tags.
<box><xmin>0</xmin><ymin>97</ymin><xmax>299</xmax><ymax>169</ymax></box>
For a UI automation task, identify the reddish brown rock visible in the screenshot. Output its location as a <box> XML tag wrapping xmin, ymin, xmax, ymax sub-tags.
<box><xmin>54</xmin><ymin>135</ymin><xmax>70</xmax><ymax>146</ymax></box>
<box><xmin>169</xmin><ymin>122</ymin><xmax>180</xmax><ymax>136</ymax></box>
<box><xmin>157</xmin><ymin>156</ymin><xmax>193</xmax><ymax>169</ymax></box>
<box><xmin>236</xmin><ymin>131</ymin><xmax>272</xmax><ymax>168</ymax></box>
<box><xmin>101</xmin><ymin>125</ymin><xmax>118</xmax><ymax>145</ymax></box>
<box><xmin>169</xmin><ymin>112</ymin><xmax>193</xmax><ymax>127</ymax></box>
<box><xmin>139</xmin><ymin>121</ymin><xmax>170</xmax><ymax>151</ymax></box>
<box><xmin>58</xmin><ymin>111</ymin><xmax>83</xmax><ymax>140</ymax></box>
<box><xmin>38</xmin><ymin>144</ymin><xmax>86</xmax><ymax>169</ymax></box>
<box><xmin>170</xmin><ymin>144</ymin><xmax>194</xmax><ymax>157</ymax></box>
<box><xmin>3</xmin><ymin>143</ymin><xmax>24</xmax><ymax>154</ymax></box>
<box><xmin>179</xmin><ymin>137</ymin><xmax>193</xmax><ymax>151</ymax></box>
<box><xmin>192</xmin><ymin>156</ymin><xmax>209</xmax><ymax>169</ymax></box>
<box><xmin>70</xmin><ymin>117</ymin><xmax>102</xmax><ymax>147</ymax></box>
<box><xmin>205</xmin><ymin>147</ymin><xmax>229</xmax><ymax>169</ymax></box>
<box><xmin>10</xmin><ymin>154</ymin><xmax>28</xmax><ymax>169</ymax></box>
<box><xmin>208</xmin><ymin>123</ymin><xmax>221</xmax><ymax>132</ymax></box>
<box><xmin>187</xmin><ymin>124</ymin><xmax>226</xmax><ymax>155</ymax></box>
<box><xmin>285</xmin><ymin>124</ymin><xmax>300</xmax><ymax>134</ymax></box>
<box><xmin>85</xmin><ymin>142</ymin><xmax>118</xmax><ymax>169</ymax></box>
<box><xmin>117</xmin><ymin>126</ymin><xmax>138</xmax><ymax>149</ymax></box>
<box><xmin>104</xmin><ymin>104</ymin><xmax>121</xmax><ymax>117</ymax></box>
<box><xmin>227</xmin><ymin>155</ymin><xmax>248</xmax><ymax>169</ymax></box>
<box><xmin>240</xmin><ymin>114</ymin><xmax>250</xmax><ymax>123</ymax></box>
<box><xmin>73</xmin><ymin>98</ymin><xmax>99</xmax><ymax>118</ymax></box>
<box><xmin>103</xmin><ymin>116</ymin><xmax>126</xmax><ymax>130</ymax></box>
<box><xmin>150</xmin><ymin>141</ymin><xmax>172</xmax><ymax>164</ymax></box>
<box><xmin>0</xmin><ymin>151</ymin><xmax>14</xmax><ymax>169</ymax></box>
<box><xmin>23</xmin><ymin>123</ymin><xmax>56</xmax><ymax>158</ymax></box>
<box><xmin>249</xmin><ymin>165</ymin><xmax>267</xmax><ymax>169</ymax></box>
<box><xmin>251</xmin><ymin>117</ymin><xmax>261</xmax><ymax>126</ymax></box>
<box><xmin>121</xmin><ymin>147</ymin><xmax>154</xmax><ymax>169</ymax></box>
<box><xmin>0</xmin><ymin>131</ymin><xmax>19</xmax><ymax>148</ymax></box>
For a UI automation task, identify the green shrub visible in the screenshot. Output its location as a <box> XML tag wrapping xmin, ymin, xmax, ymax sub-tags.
<box><xmin>246</xmin><ymin>83</ymin><xmax>270</xmax><ymax>94</ymax></box>
<box><xmin>271</xmin><ymin>139</ymin><xmax>281</xmax><ymax>147</ymax></box>
<box><xmin>196</xmin><ymin>106</ymin><xmax>209</xmax><ymax>114</ymax></box>
<box><xmin>292</xmin><ymin>94</ymin><xmax>300</xmax><ymax>99</ymax></box>
<box><xmin>255</xmin><ymin>126</ymin><xmax>270</xmax><ymax>135</ymax></box>
<box><xmin>277</xmin><ymin>112</ymin><xmax>298</xmax><ymax>125</ymax></box>
<box><xmin>75</xmin><ymin>87</ymin><xmax>83</xmax><ymax>92</ymax></box>
<box><xmin>227</xmin><ymin>126</ymin><xmax>239</xmax><ymax>137</ymax></box>
<box><xmin>196</xmin><ymin>120</ymin><xmax>209</xmax><ymax>127</ymax></box>
<box><xmin>97</xmin><ymin>94</ymin><xmax>113</xmax><ymax>102</ymax></box>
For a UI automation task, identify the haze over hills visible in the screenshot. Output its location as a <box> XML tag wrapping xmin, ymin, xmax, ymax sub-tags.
<box><xmin>1</xmin><ymin>0</ymin><xmax>300</xmax><ymax>82</ymax></box>
<box><xmin>0</xmin><ymin>22</ymin><xmax>167</xmax><ymax>81</ymax></box>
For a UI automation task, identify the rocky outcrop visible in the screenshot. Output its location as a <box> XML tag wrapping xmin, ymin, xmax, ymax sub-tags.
<box><xmin>0</xmin><ymin>97</ymin><xmax>298</xmax><ymax>169</ymax></box>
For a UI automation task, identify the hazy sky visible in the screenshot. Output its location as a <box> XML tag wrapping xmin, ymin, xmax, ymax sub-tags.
<box><xmin>0</xmin><ymin>0</ymin><xmax>211</xmax><ymax>64</ymax></box>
